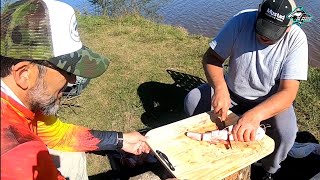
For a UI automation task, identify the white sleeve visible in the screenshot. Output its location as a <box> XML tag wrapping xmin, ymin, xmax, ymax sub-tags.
<box><xmin>209</xmin><ymin>13</ymin><xmax>242</xmax><ymax>60</ymax></box>
<box><xmin>281</xmin><ymin>25</ymin><xmax>308</xmax><ymax>81</ymax></box>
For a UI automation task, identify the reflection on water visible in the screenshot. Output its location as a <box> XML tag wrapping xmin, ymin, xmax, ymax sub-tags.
<box><xmin>159</xmin><ymin>0</ymin><xmax>261</xmax><ymax>36</ymax></box>
<box><xmin>158</xmin><ymin>0</ymin><xmax>320</xmax><ymax>67</ymax></box>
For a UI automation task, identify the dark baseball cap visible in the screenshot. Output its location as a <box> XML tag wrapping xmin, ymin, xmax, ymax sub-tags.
<box><xmin>255</xmin><ymin>0</ymin><xmax>296</xmax><ymax>41</ymax></box>
<box><xmin>1</xmin><ymin>0</ymin><xmax>109</xmax><ymax>78</ymax></box>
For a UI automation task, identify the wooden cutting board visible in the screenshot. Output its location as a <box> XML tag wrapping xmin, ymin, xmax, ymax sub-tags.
<box><xmin>146</xmin><ymin>110</ymin><xmax>275</xmax><ymax>180</ymax></box>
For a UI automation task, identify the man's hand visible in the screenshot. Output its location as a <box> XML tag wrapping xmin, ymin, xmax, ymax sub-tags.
<box><xmin>232</xmin><ymin>112</ymin><xmax>261</xmax><ymax>142</ymax></box>
<box><xmin>202</xmin><ymin>47</ymin><xmax>230</xmax><ymax>121</ymax></box>
<box><xmin>232</xmin><ymin>79</ymin><xmax>300</xmax><ymax>142</ymax></box>
<box><xmin>122</xmin><ymin>132</ymin><xmax>150</xmax><ymax>155</ymax></box>
<box><xmin>212</xmin><ymin>87</ymin><xmax>231</xmax><ymax>121</ymax></box>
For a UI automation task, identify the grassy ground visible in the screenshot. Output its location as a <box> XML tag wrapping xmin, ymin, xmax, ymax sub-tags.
<box><xmin>58</xmin><ymin>15</ymin><xmax>320</xmax><ymax>176</ymax></box>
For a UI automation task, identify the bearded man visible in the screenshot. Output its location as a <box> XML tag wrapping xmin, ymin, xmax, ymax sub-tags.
<box><xmin>1</xmin><ymin>0</ymin><xmax>149</xmax><ymax>179</ymax></box>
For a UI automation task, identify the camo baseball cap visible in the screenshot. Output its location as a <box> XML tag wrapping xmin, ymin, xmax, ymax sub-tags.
<box><xmin>1</xmin><ymin>0</ymin><xmax>109</xmax><ymax>78</ymax></box>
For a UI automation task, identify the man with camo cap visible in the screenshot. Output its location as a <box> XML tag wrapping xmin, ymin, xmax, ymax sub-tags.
<box><xmin>1</xmin><ymin>0</ymin><xmax>150</xmax><ymax>179</ymax></box>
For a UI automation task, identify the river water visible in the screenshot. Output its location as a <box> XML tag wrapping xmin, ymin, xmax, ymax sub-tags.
<box><xmin>157</xmin><ymin>0</ymin><xmax>320</xmax><ymax>67</ymax></box>
<box><xmin>5</xmin><ymin>0</ymin><xmax>316</xmax><ymax>66</ymax></box>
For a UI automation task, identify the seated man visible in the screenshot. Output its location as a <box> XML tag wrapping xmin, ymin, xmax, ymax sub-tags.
<box><xmin>184</xmin><ymin>0</ymin><xmax>308</xmax><ymax>179</ymax></box>
<box><xmin>1</xmin><ymin>0</ymin><xmax>149</xmax><ymax>179</ymax></box>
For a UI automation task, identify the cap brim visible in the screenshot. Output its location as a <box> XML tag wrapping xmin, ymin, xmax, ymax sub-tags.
<box><xmin>255</xmin><ymin>18</ymin><xmax>287</xmax><ymax>41</ymax></box>
<box><xmin>49</xmin><ymin>46</ymin><xmax>109</xmax><ymax>78</ymax></box>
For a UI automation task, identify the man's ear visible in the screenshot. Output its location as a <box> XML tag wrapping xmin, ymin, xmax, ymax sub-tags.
<box><xmin>11</xmin><ymin>61</ymin><xmax>33</xmax><ymax>90</ymax></box>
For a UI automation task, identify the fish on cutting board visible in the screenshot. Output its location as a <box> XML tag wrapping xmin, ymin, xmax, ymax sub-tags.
<box><xmin>185</xmin><ymin>125</ymin><xmax>267</xmax><ymax>144</ymax></box>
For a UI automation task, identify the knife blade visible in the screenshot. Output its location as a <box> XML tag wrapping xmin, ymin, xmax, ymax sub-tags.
<box><xmin>222</xmin><ymin>121</ymin><xmax>232</xmax><ymax>149</ymax></box>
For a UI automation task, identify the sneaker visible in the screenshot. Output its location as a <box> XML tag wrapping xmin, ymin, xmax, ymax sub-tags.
<box><xmin>251</xmin><ymin>165</ymin><xmax>274</xmax><ymax>180</ymax></box>
<box><xmin>262</xmin><ymin>171</ymin><xmax>273</xmax><ymax>180</ymax></box>
<box><xmin>63</xmin><ymin>76</ymin><xmax>90</xmax><ymax>97</ymax></box>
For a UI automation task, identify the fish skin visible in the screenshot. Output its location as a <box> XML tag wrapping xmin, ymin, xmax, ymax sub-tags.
<box><xmin>186</xmin><ymin>125</ymin><xmax>266</xmax><ymax>142</ymax></box>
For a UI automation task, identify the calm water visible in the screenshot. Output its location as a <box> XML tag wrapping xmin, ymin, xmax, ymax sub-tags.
<box><xmin>157</xmin><ymin>0</ymin><xmax>320</xmax><ymax>67</ymax></box>
<box><xmin>4</xmin><ymin>0</ymin><xmax>317</xmax><ymax>66</ymax></box>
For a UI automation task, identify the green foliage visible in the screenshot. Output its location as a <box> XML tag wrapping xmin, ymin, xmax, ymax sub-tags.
<box><xmin>295</xmin><ymin>67</ymin><xmax>320</xmax><ymax>138</ymax></box>
<box><xmin>87</xmin><ymin>0</ymin><xmax>169</xmax><ymax>20</ymax></box>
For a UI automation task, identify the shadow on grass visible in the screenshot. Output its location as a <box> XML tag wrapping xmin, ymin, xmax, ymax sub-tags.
<box><xmin>137</xmin><ymin>69</ymin><xmax>206</xmax><ymax>128</ymax></box>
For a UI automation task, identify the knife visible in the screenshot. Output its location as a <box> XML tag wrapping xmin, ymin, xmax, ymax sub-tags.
<box><xmin>222</xmin><ymin>120</ymin><xmax>232</xmax><ymax>149</ymax></box>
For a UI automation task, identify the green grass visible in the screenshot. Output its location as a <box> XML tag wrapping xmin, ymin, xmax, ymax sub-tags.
<box><xmin>295</xmin><ymin>67</ymin><xmax>320</xmax><ymax>139</ymax></box>
<box><xmin>58</xmin><ymin>15</ymin><xmax>320</xmax><ymax>176</ymax></box>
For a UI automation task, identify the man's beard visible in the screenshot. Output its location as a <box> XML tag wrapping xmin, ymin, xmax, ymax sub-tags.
<box><xmin>27</xmin><ymin>77</ymin><xmax>61</xmax><ymax>116</ymax></box>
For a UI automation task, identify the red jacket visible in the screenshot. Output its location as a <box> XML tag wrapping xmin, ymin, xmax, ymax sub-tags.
<box><xmin>1</xmin><ymin>91</ymin><xmax>65</xmax><ymax>180</ymax></box>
